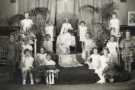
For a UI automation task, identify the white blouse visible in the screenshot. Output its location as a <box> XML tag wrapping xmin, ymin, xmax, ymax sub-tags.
<box><xmin>60</xmin><ymin>23</ymin><xmax>73</xmax><ymax>34</ymax></box>
<box><xmin>21</xmin><ymin>19</ymin><xmax>33</xmax><ymax>32</ymax></box>
<box><xmin>79</xmin><ymin>26</ymin><xmax>88</xmax><ymax>41</ymax></box>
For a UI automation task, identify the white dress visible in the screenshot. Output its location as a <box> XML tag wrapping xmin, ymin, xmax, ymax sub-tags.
<box><xmin>60</xmin><ymin>23</ymin><xmax>73</xmax><ymax>34</ymax></box>
<box><xmin>99</xmin><ymin>55</ymin><xmax>110</xmax><ymax>71</ymax></box>
<box><xmin>21</xmin><ymin>44</ymin><xmax>33</xmax><ymax>55</ymax></box>
<box><xmin>94</xmin><ymin>54</ymin><xmax>111</xmax><ymax>83</ymax></box>
<box><xmin>56</xmin><ymin>32</ymin><xmax>75</xmax><ymax>54</ymax></box>
<box><xmin>45</xmin><ymin>25</ymin><xmax>54</xmax><ymax>41</ymax></box>
<box><xmin>21</xmin><ymin>19</ymin><xmax>33</xmax><ymax>33</ymax></box>
<box><xmin>36</xmin><ymin>53</ymin><xmax>47</xmax><ymax>66</ymax></box>
<box><xmin>87</xmin><ymin>54</ymin><xmax>101</xmax><ymax>70</ymax></box>
<box><xmin>20</xmin><ymin>56</ymin><xmax>34</xmax><ymax>71</ymax></box>
<box><xmin>107</xmin><ymin>41</ymin><xmax>118</xmax><ymax>64</ymax></box>
<box><xmin>109</xmin><ymin>18</ymin><xmax>120</xmax><ymax>36</ymax></box>
<box><xmin>45</xmin><ymin>60</ymin><xmax>56</xmax><ymax>66</ymax></box>
<box><xmin>82</xmin><ymin>39</ymin><xmax>96</xmax><ymax>59</ymax></box>
<box><xmin>79</xmin><ymin>26</ymin><xmax>88</xmax><ymax>41</ymax></box>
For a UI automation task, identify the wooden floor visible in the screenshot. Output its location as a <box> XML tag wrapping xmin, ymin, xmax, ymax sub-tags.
<box><xmin>1</xmin><ymin>81</ymin><xmax>135</xmax><ymax>90</ymax></box>
<box><xmin>0</xmin><ymin>66</ymin><xmax>135</xmax><ymax>90</ymax></box>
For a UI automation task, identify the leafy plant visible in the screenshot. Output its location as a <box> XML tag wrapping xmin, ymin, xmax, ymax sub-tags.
<box><xmin>79</xmin><ymin>2</ymin><xmax>118</xmax><ymax>47</ymax></box>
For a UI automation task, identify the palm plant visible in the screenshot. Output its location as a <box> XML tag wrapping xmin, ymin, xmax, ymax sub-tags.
<box><xmin>79</xmin><ymin>2</ymin><xmax>118</xmax><ymax>48</ymax></box>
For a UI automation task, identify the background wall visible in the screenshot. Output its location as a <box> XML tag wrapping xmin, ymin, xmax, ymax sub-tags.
<box><xmin>0</xmin><ymin>0</ymin><xmax>17</xmax><ymax>19</ymax></box>
<box><xmin>0</xmin><ymin>0</ymin><xmax>134</xmax><ymax>26</ymax></box>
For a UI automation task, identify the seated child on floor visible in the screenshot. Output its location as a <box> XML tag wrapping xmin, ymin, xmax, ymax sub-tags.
<box><xmin>86</xmin><ymin>47</ymin><xmax>111</xmax><ymax>84</ymax></box>
<box><xmin>20</xmin><ymin>49</ymin><xmax>34</xmax><ymax>85</ymax></box>
<box><xmin>86</xmin><ymin>47</ymin><xmax>100</xmax><ymax>70</ymax></box>
<box><xmin>45</xmin><ymin>54</ymin><xmax>56</xmax><ymax>85</ymax></box>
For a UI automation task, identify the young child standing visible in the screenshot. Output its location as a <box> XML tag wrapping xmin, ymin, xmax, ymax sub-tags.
<box><xmin>120</xmin><ymin>31</ymin><xmax>134</xmax><ymax>72</ymax></box>
<box><xmin>20</xmin><ymin>49</ymin><xmax>34</xmax><ymax>85</ymax></box>
<box><xmin>45</xmin><ymin>54</ymin><xmax>56</xmax><ymax>85</ymax></box>
<box><xmin>107</xmin><ymin>36</ymin><xmax>118</xmax><ymax>64</ymax></box>
<box><xmin>109</xmin><ymin>12</ymin><xmax>120</xmax><ymax>37</ymax></box>
<box><xmin>20</xmin><ymin>12</ymin><xmax>33</xmax><ymax>34</ymax></box>
<box><xmin>78</xmin><ymin>21</ymin><xmax>88</xmax><ymax>48</ymax></box>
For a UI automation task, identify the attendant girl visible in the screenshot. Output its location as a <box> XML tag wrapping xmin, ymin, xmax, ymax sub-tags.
<box><xmin>109</xmin><ymin>12</ymin><xmax>120</xmax><ymax>37</ymax></box>
<box><xmin>97</xmin><ymin>48</ymin><xmax>111</xmax><ymax>84</ymax></box>
<box><xmin>120</xmin><ymin>31</ymin><xmax>134</xmax><ymax>72</ymax></box>
<box><xmin>20</xmin><ymin>49</ymin><xmax>34</xmax><ymax>85</ymax></box>
<box><xmin>107</xmin><ymin>36</ymin><xmax>118</xmax><ymax>64</ymax></box>
<box><xmin>20</xmin><ymin>12</ymin><xmax>33</xmax><ymax>34</ymax></box>
<box><xmin>78</xmin><ymin>21</ymin><xmax>88</xmax><ymax>42</ymax></box>
<box><xmin>78</xmin><ymin>21</ymin><xmax>88</xmax><ymax>52</ymax></box>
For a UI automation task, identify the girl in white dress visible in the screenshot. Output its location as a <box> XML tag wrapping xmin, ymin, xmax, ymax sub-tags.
<box><xmin>21</xmin><ymin>40</ymin><xmax>33</xmax><ymax>56</ymax></box>
<box><xmin>45</xmin><ymin>54</ymin><xmax>56</xmax><ymax>85</ymax></box>
<box><xmin>86</xmin><ymin>48</ymin><xmax>101</xmax><ymax>70</ymax></box>
<box><xmin>82</xmin><ymin>33</ymin><xmax>96</xmax><ymax>60</ymax></box>
<box><xmin>107</xmin><ymin>36</ymin><xmax>118</xmax><ymax>64</ymax></box>
<box><xmin>36</xmin><ymin>47</ymin><xmax>47</xmax><ymax>67</ymax></box>
<box><xmin>97</xmin><ymin>48</ymin><xmax>111</xmax><ymax>84</ymax></box>
<box><xmin>56</xmin><ymin>30</ymin><xmax>75</xmax><ymax>54</ymax></box>
<box><xmin>20</xmin><ymin>12</ymin><xmax>33</xmax><ymax>33</ymax></box>
<box><xmin>78</xmin><ymin>21</ymin><xmax>88</xmax><ymax>42</ymax></box>
<box><xmin>109</xmin><ymin>13</ymin><xmax>120</xmax><ymax>37</ymax></box>
<box><xmin>60</xmin><ymin>18</ymin><xmax>73</xmax><ymax>34</ymax></box>
<box><xmin>20</xmin><ymin>49</ymin><xmax>34</xmax><ymax>85</ymax></box>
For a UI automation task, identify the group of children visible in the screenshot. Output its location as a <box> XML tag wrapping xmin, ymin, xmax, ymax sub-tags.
<box><xmin>9</xmin><ymin>11</ymin><xmax>134</xmax><ymax>85</ymax></box>
<box><xmin>20</xmin><ymin>47</ymin><xmax>57</xmax><ymax>85</ymax></box>
<box><xmin>19</xmin><ymin>12</ymin><xmax>58</xmax><ymax>85</ymax></box>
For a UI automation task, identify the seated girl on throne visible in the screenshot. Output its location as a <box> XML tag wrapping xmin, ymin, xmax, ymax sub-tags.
<box><xmin>56</xmin><ymin>29</ymin><xmax>76</xmax><ymax>54</ymax></box>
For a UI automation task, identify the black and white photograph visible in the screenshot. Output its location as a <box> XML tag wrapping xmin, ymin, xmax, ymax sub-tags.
<box><xmin>128</xmin><ymin>11</ymin><xmax>135</xmax><ymax>26</ymax></box>
<box><xmin>0</xmin><ymin>0</ymin><xmax>135</xmax><ymax>90</ymax></box>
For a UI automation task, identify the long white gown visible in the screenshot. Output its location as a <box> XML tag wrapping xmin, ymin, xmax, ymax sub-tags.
<box><xmin>56</xmin><ymin>32</ymin><xmax>75</xmax><ymax>54</ymax></box>
<box><xmin>107</xmin><ymin>41</ymin><xmax>118</xmax><ymax>64</ymax></box>
<box><xmin>109</xmin><ymin>18</ymin><xmax>120</xmax><ymax>37</ymax></box>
